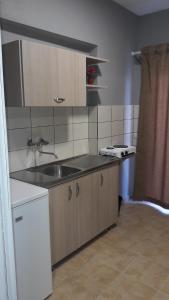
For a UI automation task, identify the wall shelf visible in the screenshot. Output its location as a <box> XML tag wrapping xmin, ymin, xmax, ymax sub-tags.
<box><xmin>86</xmin><ymin>84</ymin><xmax>108</xmax><ymax>91</ymax></box>
<box><xmin>86</xmin><ymin>55</ymin><xmax>109</xmax><ymax>65</ymax></box>
<box><xmin>86</xmin><ymin>55</ymin><xmax>108</xmax><ymax>92</ymax></box>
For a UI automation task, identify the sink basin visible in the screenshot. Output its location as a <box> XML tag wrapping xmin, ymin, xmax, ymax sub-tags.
<box><xmin>30</xmin><ymin>164</ymin><xmax>81</xmax><ymax>179</ymax></box>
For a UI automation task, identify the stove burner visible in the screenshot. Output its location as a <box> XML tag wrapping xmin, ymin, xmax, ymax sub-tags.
<box><xmin>113</xmin><ymin>145</ymin><xmax>128</xmax><ymax>148</ymax></box>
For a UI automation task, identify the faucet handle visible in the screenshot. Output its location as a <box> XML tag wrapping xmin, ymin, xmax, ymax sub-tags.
<box><xmin>27</xmin><ymin>137</ymin><xmax>49</xmax><ymax>147</ymax></box>
<box><xmin>27</xmin><ymin>138</ymin><xmax>36</xmax><ymax>147</ymax></box>
<box><xmin>39</xmin><ymin>138</ymin><xmax>49</xmax><ymax>146</ymax></box>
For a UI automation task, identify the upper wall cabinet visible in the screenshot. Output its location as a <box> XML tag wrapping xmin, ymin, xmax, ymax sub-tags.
<box><xmin>3</xmin><ymin>40</ymin><xmax>86</xmax><ymax>107</ymax></box>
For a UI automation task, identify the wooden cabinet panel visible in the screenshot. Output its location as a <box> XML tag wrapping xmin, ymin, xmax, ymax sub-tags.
<box><xmin>93</xmin><ymin>164</ymin><xmax>119</xmax><ymax>234</ymax></box>
<box><xmin>22</xmin><ymin>40</ymin><xmax>59</xmax><ymax>106</ymax></box>
<box><xmin>49</xmin><ymin>163</ymin><xmax>119</xmax><ymax>265</ymax></box>
<box><xmin>109</xmin><ymin>163</ymin><xmax>119</xmax><ymax>224</ymax></box>
<box><xmin>3</xmin><ymin>40</ymin><xmax>86</xmax><ymax>107</ymax></box>
<box><xmin>49</xmin><ymin>182</ymin><xmax>77</xmax><ymax>265</ymax></box>
<box><xmin>75</xmin><ymin>174</ymin><xmax>97</xmax><ymax>247</ymax></box>
<box><xmin>56</xmin><ymin>49</ymin><xmax>86</xmax><ymax>106</ymax></box>
<box><xmin>74</xmin><ymin>54</ymin><xmax>86</xmax><ymax>106</ymax></box>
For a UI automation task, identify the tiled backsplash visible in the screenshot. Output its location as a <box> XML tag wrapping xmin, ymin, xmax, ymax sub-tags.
<box><xmin>6</xmin><ymin>107</ymin><xmax>89</xmax><ymax>172</ymax></box>
<box><xmin>89</xmin><ymin>105</ymin><xmax>139</xmax><ymax>153</ymax></box>
<box><xmin>6</xmin><ymin>105</ymin><xmax>139</xmax><ymax>172</ymax></box>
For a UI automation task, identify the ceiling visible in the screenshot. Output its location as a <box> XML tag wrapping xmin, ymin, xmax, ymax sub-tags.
<box><xmin>113</xmin><ymin>0</ymin><xmax>169</xmax><ymax>16</ymax></box>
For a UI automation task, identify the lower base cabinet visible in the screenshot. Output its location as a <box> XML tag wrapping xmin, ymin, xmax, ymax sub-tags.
<box><xmin>76</xmin><ymin>175</ymin><xmax>97</xmax><ymax>247</ymax></box>
<box><xmin>49</xmin><ymin>182</ymin><xmax>78</xmax><ymax>264</ymax></box>
<box><xmin>49</xmin><ymin>163</ymin><xmax>119</xmax><ymax>265</ymax></box>
<box><xmin>94</xmin><ymin>164</ymin><xmax>119</xmax><ymax>234</ymax></box>
<box><xmin>12</xmin><ymin>196</ymin><xmax>52</xmax><ymax>300</ymax></box>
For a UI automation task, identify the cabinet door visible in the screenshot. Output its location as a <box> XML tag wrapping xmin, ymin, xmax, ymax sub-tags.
<box><xmin>49</xmin><ymin>182</ymin><xmax>77</xmax><ymax>265</ymax></box>
<box><xmin>57</xmin><ymin>48</ymin><xmax>86</xmax><ymax>106</ymax></box>
<box><xmin>94</xmin><ymin>164</ymin><xmax>119</xmax><ymax>233</ymax></box>
<box><xmin>13</xmin><ymin>196</ymin><xmax>52</xmax><ymax>300</ymax></box>
<box><xmin>21</xmin><ymin>41</ymin><xmax>86</xmax><ymax>106</ymax></box>
<box><xmin>110</xmin><ymin>163</ymin><xmax>119</xmax><ymax>224</ymax></box>
<box><xmin>75</xmin><ymin>174</ymin><xmax>97</xmax><ymax>247</ymax></box>
<box><xmin>22</xmin><ymin>40</ymin><xmax>59</xmax><ymax>106</ymax></box>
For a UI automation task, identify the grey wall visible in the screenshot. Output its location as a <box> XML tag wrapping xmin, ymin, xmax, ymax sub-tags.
<box><xmin>0</xmin><ymin>0</ymin><xmax>138</xmax><ymax>105</ymax></box>
<box><xmin>133</xmin><ymin>8</ymin><xmax>169</xmax><ymax>105</ymax></box>
<box><xmin>137</xmin><ymin>9</ymin><xmax>169</xmax><ymax>49</ymax></box>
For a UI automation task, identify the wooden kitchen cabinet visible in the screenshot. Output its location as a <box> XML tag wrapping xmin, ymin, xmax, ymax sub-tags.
<box><xmin>49</xmin><ymin>163</ymin><xmax>119</xmax><ymax>265</ymax></box>
<box><xmin>49</xmin><ymin>182</ymin><xmax>78</xmax><ymax>265</ymax></box>
<box><xmin>3</xmin><ymin>40</ymin><xmax>86</xmax><ymax>107</ymax></box>
<box><xmin>75</xmin><ymin>174</ymin><xmax>97</xmax><ymax>247</ymax></box>
<box><xmin>93</xmin><ymin>163</ymin><xmax>119</xmax><ymax>234</ymax></box>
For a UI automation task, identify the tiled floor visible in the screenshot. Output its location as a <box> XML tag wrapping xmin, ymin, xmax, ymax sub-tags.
<box><xmin>49</xmin><ymin>203</ymin><xmax>169</xmax><ymax>299</ymax></box>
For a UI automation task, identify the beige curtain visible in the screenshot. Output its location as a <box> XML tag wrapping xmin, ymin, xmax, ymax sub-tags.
<box><xmin>134</xmin><ymin>44</ymin><xmax>169</xmax><ymax>208</ymax></box>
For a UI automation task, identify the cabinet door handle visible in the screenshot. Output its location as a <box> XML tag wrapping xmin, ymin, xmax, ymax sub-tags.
<box><xmin>54</xmin><ymin>97</ymin><xmax>65</xmax><ymax>104</ymax></box>
<box><xmin>75</xmin><ymin>182</ymin><xmax>80</xmax><ymax>197</ymax></box>
<box><xmin>15</xmin><ymin>216</ymin><xmax>23</xmax><ymax>223</ymax></box>
<box><xmin>68</xmin><ymin>186</ymin><xmax>72</xmax><ymax>201</ymax></box>
<box><xmin>100</xmin><ymin>174</ymin><xmax>104</xmax><ymax>186</ymax></box>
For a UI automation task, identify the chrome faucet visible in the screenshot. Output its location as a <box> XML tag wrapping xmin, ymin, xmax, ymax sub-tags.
<box><xmin>27</xmin><ymin>138</ymin><xmax>58</xmax><ymax>159</ymax></box>
<box><xmin>38</xmin><ymin>149</ymin><xmax>58</xmax><ymax>159</ymax></box>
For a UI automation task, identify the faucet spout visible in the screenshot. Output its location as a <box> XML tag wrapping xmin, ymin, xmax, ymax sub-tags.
<box><xmin>38</xmin><ymin>150</ymin><xmax>58</xmax><ymax>159</ymax></box>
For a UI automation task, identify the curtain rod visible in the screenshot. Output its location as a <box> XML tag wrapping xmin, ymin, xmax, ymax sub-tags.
<box><xmin>131</xmin><ymin>51</ymin><xmax>141</xmax><ymax>56</ymax></box>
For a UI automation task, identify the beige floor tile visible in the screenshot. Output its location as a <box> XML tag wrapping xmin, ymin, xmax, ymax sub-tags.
<box><xmin>139</xmin><ymin>262</ymin><xmax>169</xmax><ymax>290</ymax></box>
<box><xmin>48</xmin><ymin>203</ymin><xmax>169</xmax><ymax>300</ymax></box>
<box><xmin>161</xmin><ymin>277</ymin><xmax>169</xmax><ymax>295</ymax></box>
<box><xmin>99</xmin><ymin>274</ymin><xmax>156</xmax><ymax>300</ymax></box>
<box><xmin>153</xmin><ymin>291</ymin><xmax>169</xmax><ymax>300</ymax></box>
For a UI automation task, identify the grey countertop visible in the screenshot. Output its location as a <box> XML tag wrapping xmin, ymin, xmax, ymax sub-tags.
<box><xmin>10</xmin><ymin>155</ymin><xmax>120</xmax><ymax>189</ymax></box>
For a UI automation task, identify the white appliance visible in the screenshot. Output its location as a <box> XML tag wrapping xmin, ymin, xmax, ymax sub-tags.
<box><xmin>99</xmin><ymin>145</ymin><xmax>136</xmax><ymax>158</ymax></box>
<box><xmin>11</xmin><ymin>179</ymin><xmax>52</xmax><ymax>300</ymax></box>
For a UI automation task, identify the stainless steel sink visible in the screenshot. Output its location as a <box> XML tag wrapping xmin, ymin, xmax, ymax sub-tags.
<box><xmin>29</xmin><ymin>164</ymin><xmax>81</xmax><ymax>179</ymax></box>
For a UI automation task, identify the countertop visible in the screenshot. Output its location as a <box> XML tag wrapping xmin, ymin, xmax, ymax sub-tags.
<box><xmin>10</xmin><ymin>155</ymin><xmax>120</xmax><ymax>189</ymax></box>
<box><xmin>10</xmin><ymin>179</ymin><xmax>48</xmax><ymax>208</ymax></box>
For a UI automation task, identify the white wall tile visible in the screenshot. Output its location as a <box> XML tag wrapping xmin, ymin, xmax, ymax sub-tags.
<box><xmin>133</xmin><ymin>133</ymin><xmax>138</xmax><ymax>146</ymax></box>
<box><xmin>31</xmin><ymin>107</ymin><xmax>53</xmax><ymax>127</ymax></box>
<box><xmin>9</xmin><ymin>149</ymin><xmax>35</xmax><ymax>172</ymax></box>
<box><xmin>124</xmin><ymin>105</ymin><xmax>133</xmax><ymax>120</ymax></box>
<box><xmin>111</xmin><ymin>135</ymin><xmax>124</xmax><ymax>145</ymax></box>
<box><xmin>124</xmin><ymin>119</ymin><xmax>134</xmax><ymax>134</ymax></box>
<box><xmin>8</xmin><ymin>128</ymin><xmax>31</xmax><ymax>151</ymax></box>
<box><xmin>89</xmin><ymin>139</ymin><xmax>98</xmax><ymax>155</ymax></box>
<box><xmin>134</xmin><ymin>105</ymin><xmax>140</xmax><ymax>118</ymax></box>
<box><xmin>7</xmin><ymin>102</ymin><xmax>139</xmax><ymax>172</ymax></box>
<box><xmin>73</xmin><ymin>107</ymin><xmax>88</xmax><ymax>123</ymax></box>
<box><xmin>54</xmin><ymin>107</ymin><xmax>73</xmax><ymax>125</ymax></box>
<box><xmin>124</xmin><ymin>133</ymin><xmax>133</xmax><ymax>145</ymax></box>
<box><xmin>98</xmin><ymin>106</ymin><xmax>111</xmax><ymax>122</ymax></box>
<box><xmin>98</xmin><ymin>122</ymin><xmax>111</xmax><ymax>139</ymax></box>
<box><xmin>32</xmin><ymin>126</ymin><xmax>54</xmax><ymax>144</ymax></box>
<box><xmin>35</xmin><ymin>142</ymin><xmax>74</xmax><ymax>166</ymax></box>
<box><xmin>112</xmin><ymin>105</ymin><xmax>124</xmax><ymax>121</ymax></box>
<box><xmin>6</xmin><ymin>107</ymin><xmax>31</xmax><ymax>129</ymax></box>
<box><xmin>89</xmin><ymin>123</ymin><xmax>97</xmax><ymax>139</ymax></box>
<box><xmin>55</xmin><ymin>141</ymin><xmax>74</xmax><ymax>160</ymax></box>
<box><xmin>35</xmin><ymin>144</ymin><xmax>56</xmax><ymax>166</ymax></box>
<box><xmin>73</xmin><ymin>123</ymin><xmax>88</xmax><ymax>140</ymax></box>
<box><xmin>88</xmin><ymin>107</ymin><xmax>98</xmax><ymax>123</ymax></box>
<box><xmin>55</xmin><ymin>124</ymin><xmax>73</xmax><ymax>143</ymax></box>
<box><xmin>74</xmin><ymin>139</ymin><xmax>89</xmax><ymax>156</ymax></box>
<box><xmin>98</xmin><ymin>137</ymin><xmax>112</xmax><ymax>150</ymax></box>
<box><xmin>112</xmin><ymin>120</ymin><xmax>124</xmax><ymax>136</ymax></box>
<box><xmin>134</xmin><ymin>118</ymin><xmax>138</xmax><ymax>133</ymax></box>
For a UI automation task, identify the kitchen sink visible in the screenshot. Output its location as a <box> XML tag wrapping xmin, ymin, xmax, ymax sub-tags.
<box><xmin>29</xmin><ymin>164</ymin><xmax>81</xmax><ymax>179</ymax></box>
